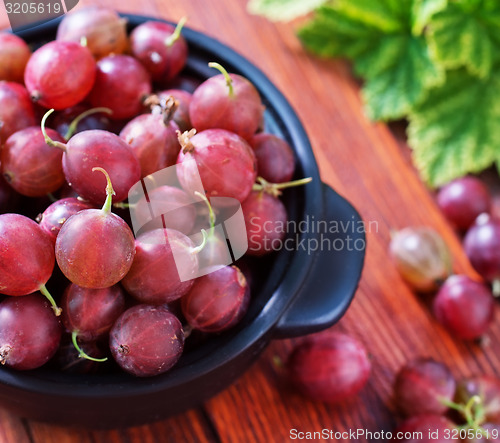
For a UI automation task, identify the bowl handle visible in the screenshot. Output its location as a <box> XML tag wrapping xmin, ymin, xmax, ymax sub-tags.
<box><xmin>273</xmin><ymin>183</ymin><xmax>366</xmax><ymax>339</ymax></box>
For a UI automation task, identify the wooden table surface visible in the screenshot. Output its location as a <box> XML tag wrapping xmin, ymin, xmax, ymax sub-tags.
<box><xmin>1</xmin><ymin>0</ymin><xmax>499</xmax><ymax>442</ymax></box>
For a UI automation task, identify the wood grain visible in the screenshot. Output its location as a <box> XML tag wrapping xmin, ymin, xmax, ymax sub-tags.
<box><xmin>1</xmin><ymin>0</ymin><xmax>499</xmax><ymax>442</ymax></box>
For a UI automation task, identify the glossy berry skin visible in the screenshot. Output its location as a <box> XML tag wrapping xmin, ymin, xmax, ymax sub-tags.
<box><xmin>182</xmin><ymin>266</ymin><xmax>250</xmax><ymax>332</ymax></box>
<box><xmin>0</xmin><ymin>294</ymin><xmax>62</xmax><ymax>370</ymax></box>
<box><xmin>394</xmin><ymin>359</ymin><xmax>456</xmax><ymax>417</ymax></box>
<box><xmin>390</xmin><ymin>227</ymin><xmax>452</xmax><ymax>292</ymax></box>
<box><xmin>0</xmin><ymin>33</ymin><xmax>31</xmax><ymax>83</ymax></box>
<box><xmin>61</xmin><ymin>283</ymin><xmax>126</xmax><ymax>342</ymax></box>
<box><xmin>56</xmin><ymin>6</ymin><xmax>128</xmax><ymax>59</ymax></box>
<box><xmin>122</xmin><ymin>228</ymin><xmax>198</xmax><ymax>304</ymax></box>
<box><xmin>120</xmin><ymin>113</ymin><xmax>180</xmax><ymax>177</ymax></box>
<box><xmin>456</xmin><ymin>376</ymin><xmax>500</xmax><ymax>423</ymax></box>
<box><xmin>437</xmin><ymin>176</ymin><xmax>491</xmax><ymax>231</ymax></box>
<box><xmin>24</xmin><ymin>41</ymin><xmax>96</xmax><ymax>110</ymax></box>
<box><xmin>464</xmin><ymin>214</ymin><xmax>500</xmax><ymax>288</ymax></box>
<box><xmin>88</xmin><ymin>55</ymin><xmax>152</xmax><ymax>120</ymax></box>
<box><xmin>1</xmin><ymin>127</ymin><xmax>65</xmax><ymax>197</ymax></box>
<box><xmin>62</xmin><ymin>130</ymin><xmax>141</xmax><ymax>205</ymax></box>
<box><xmin>433</xmin><ymin>275</ymin><xmax>494</xmax><ymax>340</ymax></box>
<box><xmin>0</xmin><ymin>82</ymin><xmax>36</xmax><ymax>144</ymax></box>
<box><xmin>242</xmin><ymin>191</ymin><xmax>287</xmax><ymax>256</ymax></box>
<box><xmin>132</xmin><ymin>185</ymin><xmax>196</xmax><ymax>235</ymax></box>
<box><xmin>109</xmin><ymin>304</ymin><xmax>184</xmax><ymax>377</ymax></box>
<box><xmin>38</xmin><ymin>197</ymin><xmax>94</xmax><ymax>242</ymax></box>
<box><xmin>159</xmin><ymin>89</ymin><xmax>193</xmax><ymax>131</ymax></box>
<box><xmin>190</xmin><ymin>73</ymin><xmax>263</xmax><ymax>140</ymax></box>
<box><xmin>177</xmin><ymin>129</ymin><xmax>257</xmax><ymax>202</ymax></box>
<box><xmin>55</xmin><ymin>208</ymin><xmax>136</xmax><ymax>289</ymax></box>
<box><xmin>287</xmin><ymin>331</ymin><xmax>371</xmax><ymax>403</ymax></box>
<box><xmin>250</xmin><ymin>133</ymin><xmax>295</xmax><ymax>183</ymax></box>
<box><xmin>130</xmin><ymin>21</ymin><xmax>188</xmax><ymax>83</ymax></box>
<box><xmin>0</xmin><ymin>214</ymin><xmax>54</xmax><ymax>296</ymax></box>
<box><xmin>395</xmin><ymin>415</ymin><xmax>455</xmax><ymax>443</ymax></box>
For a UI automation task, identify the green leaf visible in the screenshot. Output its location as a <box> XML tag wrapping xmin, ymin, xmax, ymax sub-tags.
<box><xmin>247</xmin><ymin>0</ymin><xmax>328</xmax><ymax>22</ymax></box>
<box><xmin>333</xmin><ymin>0</ymin><xmax>410</xmax><ymax>33</ymax></box>
<box><xmin>298</xmin><ymin>6</ymin><xmax>380</xmax><ymax>59</ymax></box>
<box><xmin>299</xmin><ymin>2</ymin><xmax>444</xmax><ymax>120</ymax></box>
<box><xmin>408</xmin><ymin>68</ymin><xmax>500</xmax><ymax>187</ymax></box>
<box><xmin>362</xmin><ymin>35</ymin><xmax>444</xmax><ymax>120</ymax></box>
<box><xmin>411</xmin><ymin>0</ymin><xmax>447</xmax><ymax>35</ymax></box>
<box><xmin>428</xmin><ymin>0</ymin><xmax>500</xmax><ymax>78</ymax></box>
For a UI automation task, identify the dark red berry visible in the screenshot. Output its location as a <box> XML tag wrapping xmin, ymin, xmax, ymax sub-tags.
<box><xmin>88</xmin><ymin>55</ymin><xmax>152</xmax><ymax>120</ymax></box>
<box><xmin>242</xmin><ymin>191</ymin><xmax>287</xmax><ymax>256</ymax></box>
<box><xmin>437</xmin><ymin>177</ymin><xmax>491</xmax><ymax>231</ymax></box>
<box><xmin>394</xmin><ymin>359</ymin><xmax>456</xmax><ymax>417</ymax></box>
<box><xmin>0</xmin><ymin>294</ymin><xmax>62</xmax><ymax>370</ymax></box>
<box><xmin>433</xmin><ymin>275</ymin><xmax>494</xmax><ymax>340</ymax></box>
<box><xmin>1</xmin><ymin>127</ymin><xmax>65</xmax><ymax>197</ymax></box>
<box><xmin>464</xmin><ymin>214</ymin><xmax>500</xmax><ymax>294</ymax></box>
<box><xmin>24</xmin><ymin>41</ymin><xmax>96</xmax><ymax>110</ymax></box>
<box><xmin>250</xmin><ymin>133</ymin><xmax>295</xmax><ymax>183</ymax></box>
<box><xmin>109</xmin><ymin>305</ymin><xmax>184</xmax><ymax>377</ymax></box>
<box><xmin>182</xmin><ymin>266</ymin><xmax>250</xmax><ymax>332</ymax></box>
<box><xmin>130</xmin><ymin>19</ymin><xmax>188</xmax><ymax>83</ymax></box>
<box><xmin>189</xmin><ymin>63</ymin><xmax>263</xmax><ymax>140</ymax></box>
<box><xmin>287</xmin><ymin>331</ymin><xmax>371</xmax><ymax>403</ymax></box>
<box><xmin>0</xmin><ymin>82</ymin><xmax>36</xmax><ymax>144</ymax></box>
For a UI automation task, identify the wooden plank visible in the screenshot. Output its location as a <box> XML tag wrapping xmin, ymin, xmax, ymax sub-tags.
<box><xmin>0</xmin><ymin>408</ymin><xmax>31</xmax><ymax>443</ymax></box>
<box><xmin>28</xmin><ymin>409</ymin><xmax>218</xmax><ymax>443</ymax></box>
<box><xmin>1</xmin><ymin>0</ymin><xmax>499</xmax><ymax>442</ymax></box>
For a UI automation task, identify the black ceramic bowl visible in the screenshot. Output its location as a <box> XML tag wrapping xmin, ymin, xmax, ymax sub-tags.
<box><xmin>0</xmin><ymin>14</ymin><xmax>365</xmax><ymax>428</ymax></box>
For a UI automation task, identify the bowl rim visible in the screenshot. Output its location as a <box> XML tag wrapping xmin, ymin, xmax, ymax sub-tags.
<box><xmin>0</xmin><ymin>13</ymin><xmax>323</xmax><ymax>397</ymax></box>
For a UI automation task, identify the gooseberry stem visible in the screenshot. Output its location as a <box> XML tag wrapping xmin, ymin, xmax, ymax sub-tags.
<box><xmin>440</xmin><ymin>398</ymin><xmax>466</xmax><ymax>413</ymax></box>
<box><xmin>64</xmin><ymin>107</ymin><xmax>112</xmax><ymax>141</ymax></box>
<box><xmin>165</xmin><ymin>16</ymin><xmax>187</xmax><ymax>47</ymax></box>
<box><xmin>191</xmin><ymin>229</ymin><xmax>208</xmax><ymax>254</ymax></box>
<box><xmin>72</xmin><ymin>331</ymin><xmax>108</xmax><ymax>362</ymax></box>
<box><xmin>253</xmin><ymin>176</ymin><xmax>313</xmax><ymax>197</ymax></box>
<box><xmin>464</xmin><ymin>395</ymin><xmax>484</xmax><ymax>432</ymax></box>
<box><xmin>39</xmin><ymin>284</ymin><xmax>62</xmax><ymax>316</ymax></box>
<box><xmin>194</xmin><ymin>191</ymin><xmax>215</xmax><ymax>229</ymax></box>
<box><xmin>113</xmin><ymin>202</ymin><xmax>135</xmax><ymax>209</ymax></box>
<box><xmin>92</xmin><ymin>167</ymin><xmax>116</xmax><ymax>214</ymax></box>
<box><xmin>208</xmin><ymin>62</ymin><xmax>234</xmax><ymax>97</ymax></box>
<box><xmin>41</xmin><ymin>109</ymin><xmax>67</xmax><ymax>151</ymax></box>
<box><xmin>441</xmin><ymin>395</ymin><xmax>485</xmax><ymax>431</ymax></box>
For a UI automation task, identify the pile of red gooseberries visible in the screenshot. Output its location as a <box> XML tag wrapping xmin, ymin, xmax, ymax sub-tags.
<box><xmin>389</xmin><ymin>176</ymin><xmax>500</xmax><ymax>440</ymax></box>
<box><xmin>0</xmin><ymin>6</ymin><xmax>313</xmax><ymax>377</ymax></box>
<box><xmin>391</xmin><ymin>176</ymin><xmax>500</xmax><ymax>341</ymax></box>
<box><xmin>393</xmin><ymin>358</ymin><xmax>500</xmax><ymax>442</ymax></box>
